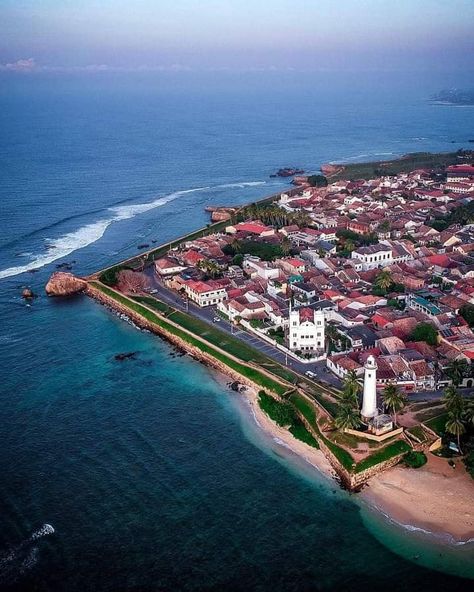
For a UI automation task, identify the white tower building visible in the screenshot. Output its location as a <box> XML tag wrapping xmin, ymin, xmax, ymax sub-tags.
<box><xmin>361</xmin><ymin>355</ymin><xmax>378</xmax><ymax>420</ymax></box>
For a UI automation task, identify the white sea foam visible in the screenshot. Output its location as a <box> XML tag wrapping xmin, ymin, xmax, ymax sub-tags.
<box><xmin>30</xmin><ymin>524</ymin><xmax>54</xmax><ymax>540</ymax></box>
<box><xmin>0</xmin><ymin>181</ymin><xmax>266</xmax><ymax>280</ymax></box>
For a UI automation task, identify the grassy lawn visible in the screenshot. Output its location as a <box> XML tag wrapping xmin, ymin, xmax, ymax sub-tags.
<box><xmin>415</xmin><ymin>404</ymin><xmax>446</xmax><ymax>423</ymax></box>
<box><xmin>289</xmin><ymin>424</ymin><xmax>319</xmax><ymax>449</ymax></box>
<box><xmin>258</xmin><ymin>391</ymin><xmax>319</xmax><ymax>449</ymax></box>
<box><xmin>330</xmin><ymin>431</ymin><xmax>379</xmax><ymax>450</ymax></box>
<box><xmin>91</xmin><ymin>282</ymin><xmax>289</xmax><ymax>396</ymax></box>
<box><xmin>290</xmin><ymin>392</ymin><xmax>354</xmax><ymax>471</ymax></box>
<box><xmin>134</xmin><ymin>295</ymin><xmax>299</xmax><ymax>385</ymax></box>
<box><xmin>406</xmin><ymin>425</ymin><xmax>428</xmax><ymax>443</ymax></box>
<box><xmin>354</xmin><ymin>440</ymin><xmax>411</xmax><ymax>473</ymax></box>
<box><xmin>329</xmin><ymin>152</ymin><xmax>464</xmax><ymax>181</ymax></box>
<box><xmin>424</xmin><ymin>413</ymin><xmax>448</xmax><ymax>436</ymax></box>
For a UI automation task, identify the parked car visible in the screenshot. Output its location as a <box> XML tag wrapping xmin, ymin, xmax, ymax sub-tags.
<box><xmin>305</xmin><ymin>371</ymin><xmax>316</xmax><ymax>379</ymax></box>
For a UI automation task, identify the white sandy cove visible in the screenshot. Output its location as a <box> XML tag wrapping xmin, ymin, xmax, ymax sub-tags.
<box><xmin>240</xmin><ymin>387</ymin><xmax>474</xmax><ymax>544</ymax></box>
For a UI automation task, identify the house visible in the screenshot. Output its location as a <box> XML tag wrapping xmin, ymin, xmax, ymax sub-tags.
<box><xmin>277</xmin><ymin>257</ymin><xmax>306</xmax><ymax>275</ymax></box>
<box><xmin>243</xmin><ymin>256</ymin><xmax>280</xmax><ymax>280</ymax></box>
<box><xmin>446</xmin><ymin>164</ymin><xmax>474</xmax><ymax>181</ymax></box>
<box><xmin>287</xmin><ymin>306</ymin><xmax>325</xmax><ymax>353</ymax></box>
<box><xmin>292</xmin><ymin>282</ymin><xmax>317</xmax><ymax>301</ymax></box>
<box><xmin>351</xmin><ymin>244</ymin><xmax>393</xmax><ymax>271</ymax></box>
<box><xmin>183</xmin><ymin>279</ymin><xmax>227</xmax><ymax>307</ymax></box>
<box><xmin>154</xmin><ymin>257</ymin><xmax>187</xmax><ymax>276</ymax></box>
<box><xmin>326</xmin><ymin>354</ymin><xmax>364</xmax><ymax>378</ymax></box>
<box><xmin>343</xmin><ymin>325</ymin><xmax>378</xmax><ymax>350</ymax></box>
<box><xmin>225</xmin><ymin>221</ymin><xmax>275</xmax><ymax>237</ymax></box>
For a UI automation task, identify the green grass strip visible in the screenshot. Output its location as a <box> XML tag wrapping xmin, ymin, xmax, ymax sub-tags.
<box><xmin>91</xmin><ymin>282</ymin><xmax>289</xmax><ymax>396</ymax></box>
<box><xmin>354</xmin><ymin>440</ymin><xmax>411</xmax><ymax>473</ymax></box>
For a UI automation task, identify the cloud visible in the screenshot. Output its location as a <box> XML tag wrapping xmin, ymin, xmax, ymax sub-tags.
<box><xmin>0</xmin><ymin>57</ymin><xmax>37</xmax><ymax>72</ymax></box>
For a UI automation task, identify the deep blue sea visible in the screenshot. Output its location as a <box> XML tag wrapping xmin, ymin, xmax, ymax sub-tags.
<box><xmin>0</xmin><ymin>71</ymin><xmax>473</xmax><ymax>591</ymax></box>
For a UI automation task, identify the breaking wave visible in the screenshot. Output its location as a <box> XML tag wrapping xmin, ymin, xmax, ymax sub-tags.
<box><xmin>0</xmin><ymin>181</ymin><xmax>265</xmax><ymax>280</ymax></box>
<box><xmin>0</xmin><ymin>524</ymin><xmax>54</xmax><ymax>585</ymax></box>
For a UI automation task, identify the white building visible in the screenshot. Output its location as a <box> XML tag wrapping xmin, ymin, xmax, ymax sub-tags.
<box><xmin>361</xmin><ymin>355</ymin><xmax>378</xmax><ymax>420</ymax></box>
<box><xmin>288</xmin><ymin>306</ymin><xmax>325</xmax><ymax>353</ymax></box>
<box><xmin>243</xmin><ymin>256</ymin><xmax>280</xmax><ymax>280</ymax></box>
<box><xmin>184</xmin><ymin>280</ymin><xmax>227</xmax><ymax>307</ymax></box>
<box><xmin>351</xmin><ymin>244</ymin><xmax>393</xmax><ymax>271</ymax></box>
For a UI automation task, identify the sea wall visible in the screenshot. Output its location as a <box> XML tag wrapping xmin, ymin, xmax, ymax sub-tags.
<box><xmin>85</xmin><ymin>284</ymin><xmax>285</xmax><ymax>398</ymax></box>
<box><xmin>86</xmin><ymin>283</ymin><xmax>407</xmax><ymax>492</ymax></box>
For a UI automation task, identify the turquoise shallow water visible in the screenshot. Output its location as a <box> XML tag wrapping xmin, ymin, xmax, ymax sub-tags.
<box><xmin>0</xmin><ymin>71</ymin><xmax>473</xmax><ymax>590</ymax></box>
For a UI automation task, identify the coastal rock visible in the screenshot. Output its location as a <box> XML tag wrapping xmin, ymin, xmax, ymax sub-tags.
<box><xmin>22</xmin><ymin>288</ymin><xmax>35</xmax><ymax>299</ymax></box>
<box><xmin>321</xmin><ymin>164</ymin><xmax>345</xmax><ymax>177</ymax></box>
<box><xmin>270</xmin><ymin>167</ymin><xmax>304</xmax><ymax>178</ymax></box>
<box><xmin>45</xmin><ymin>272</ymin><xmax>87</xmax><ymax>296</ymax></box>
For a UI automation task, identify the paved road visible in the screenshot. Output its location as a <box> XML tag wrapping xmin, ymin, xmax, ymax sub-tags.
<box><xmin>144</xmin><ymin>278</ymin><xmax>471</xmax><ymax>402</ymax></box>
<box><xmin>145</xmin><ymin>278</ymin><xmax>341</xmax><ymax>390</ymax></box>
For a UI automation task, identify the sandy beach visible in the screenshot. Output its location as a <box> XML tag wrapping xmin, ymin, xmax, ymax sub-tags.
<box><xmin>361</xmin><ymin>455</ymin><xmax>474</xmax><ymax>543</ymax></box>
<box><xmin>239</xmin><ymin>386</ymin><xmax>336</xmax><ymax>481</ymax></box>
<box><xmin>237</xmin><ymin>385</ymin><xmax>474</xmax><ymax>545</ymax></box>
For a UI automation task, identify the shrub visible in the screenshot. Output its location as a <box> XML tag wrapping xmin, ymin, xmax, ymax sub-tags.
<box><xmin>404</xmin><ymin>451</ymin><xmax>427</xmax><ymax>468</ymax></box>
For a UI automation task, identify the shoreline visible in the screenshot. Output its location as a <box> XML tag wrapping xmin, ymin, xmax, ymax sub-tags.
<box><xmin>86</xmin><ymin>283</ymin><xmax>474</xmax><ymax>547</ymax></box>
<box><xmin>227</xmin><ymin>380</ymin><xmax>474</xmax><ymax>547</ymax></box>
<box><xmin>360</xmin><ymin>456</ymin><xmax>474</xmax><ymax>545</ymax></box>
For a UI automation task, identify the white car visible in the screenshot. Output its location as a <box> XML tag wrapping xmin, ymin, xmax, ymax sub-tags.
<box><xmin>213</xmin><ymin>317</ymin><xmax>220</xmax><ymax>322</ymax></box>
<box><xmin>305</xmin><ymin>371</ymin><xmax>316</xmax><ymax>379</ymax></box>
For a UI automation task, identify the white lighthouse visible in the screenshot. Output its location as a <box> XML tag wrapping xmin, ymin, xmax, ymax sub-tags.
<box><xmin>361</xmin><ymin>355</ymin><xmax>378</xmax><ymax>420</ymax></box>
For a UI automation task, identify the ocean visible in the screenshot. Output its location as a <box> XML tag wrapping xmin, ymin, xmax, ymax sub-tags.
<box><xmin>0</xmin><ymin>70</ymin><xmax>473</xmax><ymax>591</ymax></box>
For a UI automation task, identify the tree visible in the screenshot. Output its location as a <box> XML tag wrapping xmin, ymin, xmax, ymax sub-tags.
<box><xmin>334</xmin><ymin>404</ymin><xmax>361</xmax><ymax>430</ymax></box>
<box><xmin>382</xmin><ymin>383</ymin><xmax>407</xmax><ymax>425</ymax></box>
<box><xmin>409</xmin><ymin>322</ymin><xmax>438</xmax><ymax>346</ymax></box>
<box><xmin>446</xmin><ymin>359</ymin><xmax>469</xmax><ymax>387</ymax></box>
<box><xmin>281</xmin><ymin>237</ymin><xmax>292</xmax><ymax>256</ymax></box>
<box><xmin>116</xmin><ymin>270</ymin><xmax>149</xmax><ymax>294</ymax></box>
<box><xmin>444</xmin><ymin>385</ymin><xmax>464</xmax><ymax>415</ymax></box>
<box><xmin>446</xmin><ymin>411</ymin><xmax>466</xmax><ymax>454</ymax></box>
<box><xmin>374</xmin><ymin>270</ymin><xmax>393</xmax><ymax>293</ymax></box>
<box><xmin>232</xmin><ymin>254</ymin><xmax>244</xmax><ymax>267</ymax></box>
<box><xmin>459</xmin><ymin>304</ymin><xmax>474</xmax><ymax>328</ymax></box>
<box><xmin>462</xmin><ymin>399</ymin><xmax>474</xmax><ymax>428</ymax></box>
<box><xmin>342</xmin><ymin>370</ymin><xmax>360</xmax><ymax>407</ymax></box>
<box><xmin>198</xmin><ymin>259</ymin><xmax>220</xmax><ymax>278</ymax></box>
<box><xmin>377</xmin><ymin>220</ymin><xmax>391</xmax><ymax>233</ymax></box>
<box><xmin>231</xmin><ymin>237</ymin><xmax>242</xmax><ymax>253</ymax></box>
<box><xmin>307</xmin><ymin>174</ymin><xmax>328</xmax><ymax>188</ymax></box>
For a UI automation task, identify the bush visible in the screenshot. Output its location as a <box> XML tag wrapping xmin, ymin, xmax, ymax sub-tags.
<box><xmin>100</xmin><ymin>265</ymin><xmax>129</xmax><ymax>287</ymax></box>
<box><xmin>404</xmin><ymin>451</ymin><xmax>427</xmax><ymax>468</ymax></box>
<box><xmin>307</xmin><ymin>174</ymin><xmax>328</xmax><ymax>188</ymax></box>
<box><xmin>258</xmin><ymin>390</ymin><xmax>296</xmax><ymax>427</ymax></box>
<box><xmin>409</xmin><ymin>322</ymin><xmax>438</xmax><ymax>346</ymax></box>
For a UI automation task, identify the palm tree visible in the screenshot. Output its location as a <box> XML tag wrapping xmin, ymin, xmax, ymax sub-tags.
<box><xmin>281</xmin><ymin>237</ymin><xmax>292</xmax><ymax>256</ymax></box>
<box><xmin>345</xmin><ymin>239</ymin><xmax>355</xmax><ymax>253</ymax></box>
<box><xmin>446</xmin><ymin>359</ymin><xmax>469</xmax><ymax>387</ymax></box>
<box><xmin>444</xmin><ymin>386</ymin><xmax>464</xmax><ymax>415</ymax></box>
<box><xmin>375</xmin><ymin>270</ymin><xmax>393</xmax><ymax>292</ymax></box>
<box><xmin>462</xmin><ymin>399</ymin><xmax>474</xmax><ymax>427</ymax></box>
<box><xmin>335</xmin><ymin>404</ymin><xmax>361</xmax><ymax>431</ymax></box>
<box><xmin>231</xmin><ymin>237</ymin><xmax>242</xmax><ymax>253</ymax></box>
<box><xmin>382</xmin><ymin>383</ymin><xmax>407</xmax><ymax>426</ymax></box>
<box><xmin>342</xmin><ymin>370</ymin><xmax>360</xmax><ymax>407</ymax></box>
<box><xmin>445</xmin><ymin>411</ymin><xmax>465</xmax><ymax>454</ymax></box>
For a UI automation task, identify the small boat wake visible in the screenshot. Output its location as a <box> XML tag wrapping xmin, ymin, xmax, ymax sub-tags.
<box><xmin>0</xmin><ymin>524</ymin><xmax>55</xmax><ymax>586</ymax></box>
